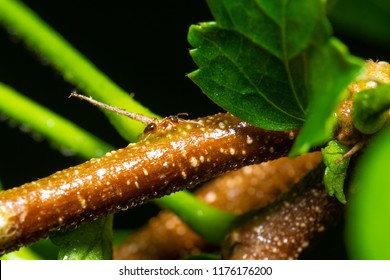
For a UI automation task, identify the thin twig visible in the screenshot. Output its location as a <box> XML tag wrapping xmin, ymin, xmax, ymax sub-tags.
<box><xmin>69</xmin><ymin>92</ymin><xmax>156</xmax><ymax>126</ymax></box>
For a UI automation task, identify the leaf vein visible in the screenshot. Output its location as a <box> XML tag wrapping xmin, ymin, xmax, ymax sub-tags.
<box><xmin>199</xmin><ymin>29</ymin><xmax>304</xmax><ymax>121</ymax></box>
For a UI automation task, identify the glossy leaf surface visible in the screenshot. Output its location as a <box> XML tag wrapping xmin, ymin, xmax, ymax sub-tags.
<box><xmin>51</xmin><ymin>216</ymin><xmax>113</xmax><ymax>260</ymax></box>
<box><xmin>188</xmin><ymin>0</ymin><xmax>363</xmax><ymax>154</ymax></box>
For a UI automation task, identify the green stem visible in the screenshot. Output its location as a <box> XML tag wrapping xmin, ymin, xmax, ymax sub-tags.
<box><xmin>0</xmin><ymin>0</ymin><xmax>159</xmax><ymax>142</ymax></box>
<box><xmin>157</xmin><ymin>190</ymin><xmax>237</xmax><ymax>244</ymax></box>
<box><xmin>352</xmin><ymin>84</ymin><xmax>390</xmax><ymax>134</ymax></box>
<box><xmin>0</xmin><ymin>82</ymin><xmax>114</xmax><ymax>158</ymax></box>
<box><xmin>0</xmin><ymin>247</ymin><xmax>42</xmax><ymax>260</ymax></box>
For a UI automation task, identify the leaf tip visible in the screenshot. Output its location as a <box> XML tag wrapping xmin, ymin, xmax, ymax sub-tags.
<box><xmin>288</xmin><ymin>140</ymin><xmax>311</xmax><ymax>158</ymax></box>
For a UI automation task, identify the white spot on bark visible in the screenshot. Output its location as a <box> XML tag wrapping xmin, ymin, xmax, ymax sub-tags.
<box><xmin>204</xmin><ymin>191</ymin><xmax>217</xmax><ymax>203</ymax></box>
<box><xmin>96</xmin><ymin>168</ymin><xmax>107</xmax><ymax>179</ymax></box>
<box><xmin>77</xmin><ymin>195</ymin><xmax>87</xmax><ymax>209</ymax></box>
<box><xmin>218</xmin><ymin>121</ymin><xmax>226</xmax><ymax>129</ymax></box>
<box><xmin>190</xmin><ymin>157</ymin><xmax>199</xmax><ymax>168</ymax></box>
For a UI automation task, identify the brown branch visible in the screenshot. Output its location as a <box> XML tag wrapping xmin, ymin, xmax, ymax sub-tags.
<box><xmin>0</xmin><ymin>113</ymin><xmax>296</xmax><ymax>255</ymax></box>
<box><xmin>113</xmin><ymin>152</ymin><xmax>322</xmax><ymax>259</ymax></box>
<box><xmin>222</xmin><ymin>181</ymin><xmax>341</xmax><ymax>260</ymax></box>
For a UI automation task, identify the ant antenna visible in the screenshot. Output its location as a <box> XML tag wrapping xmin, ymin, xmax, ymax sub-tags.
<box><xmin>69</xmin><ymin>92</ymin><xmax>155</xmax><ymax>126</ymax></box>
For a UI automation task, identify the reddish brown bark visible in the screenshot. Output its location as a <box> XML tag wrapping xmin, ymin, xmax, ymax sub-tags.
<box><xmin>222</xmin><ymin>182</ymin><xmax>341</xmax><ymax>260</ymax></box>
<box><xmin>0</xmin><ymin>113</ymin><xmax>296</xmax><ymax>255</ymax></box>
<box><xmin>113</xmin><ymin>152</ymin><xmax>322</xmax><ymax>259</ymax></box>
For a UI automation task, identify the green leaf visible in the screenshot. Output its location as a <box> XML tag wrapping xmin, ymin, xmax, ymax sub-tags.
<box><xmin>321</xmin><ymin>140</ymin><xmax>350</xmax><ymax>204</ymax></box>
<box><xmin>51</xmin><ymin>216</ymin><xmax>113</xmax><ymax>260</ymax></box>
<box><xmin>346</xmin><ymin>126</ymin><xmax>390</xmax><ymax>259</ymax></box>
<box><xmin>189</xmin><ymin>24</ymin><xmax>301</xmax><ymax>129</ymax></box>
<box><xmin>352</xmin><ymin>84</ymin><xmax>390</xmax><ymax>135</ymax></box>
<box><xmin>189</xmin><ymin>0</ymin><xmax>364</xmax><ymax>149</ymax></box>
<box><xmin>290</xmin><ymin>39</ymin><xmax>363</xmax><ymax>156</ymax></box>
<box><xmin>189</xmin><ymin>0</ymin><xmax>329</xmax><ymax>130</ymax></box>
<box><xmin>206</xmin><ymin>0</ymin><xmax>326</xmax><ymax>60</ymax></box>
<box><xmin>29</xmin><ymin>238</ymin><xmax>59</xmax><ymax>260</ymax></box>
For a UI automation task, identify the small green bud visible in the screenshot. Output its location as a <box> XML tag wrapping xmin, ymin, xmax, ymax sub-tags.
<box><xmin>322</xmin><ymin>140</ymin><xmax>350</xmax><ymax>203</ymax></box>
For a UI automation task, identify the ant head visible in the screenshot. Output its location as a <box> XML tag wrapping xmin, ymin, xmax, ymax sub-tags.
<box><xmin>143</xmin><ymin>122</ymin><xmax>157</xmax><ymax>134</ymax></box>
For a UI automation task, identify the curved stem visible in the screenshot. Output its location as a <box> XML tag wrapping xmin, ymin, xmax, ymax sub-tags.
<box><xmin>0</xmin><ymin>113</ymin><xmax>297</xmax><ymax>255</ymax></box>
<box><xmin>157</xmin><ymin>191</ymin><xmax>237</xmax><ymax>245</ymax></box>
<box><xmin>0</xmin><ymin>0</ymin><xmax>159</xmax><ymax>142</ymax></box>
<box><xmin>0</xmin><ymin>246</ymin><xmax>42</xmax><ymax>260</ymax></box>
<box><xmin>0</xmin><ymin>82</ymin><xmax>114</xmax><ymax>158</ymax></box>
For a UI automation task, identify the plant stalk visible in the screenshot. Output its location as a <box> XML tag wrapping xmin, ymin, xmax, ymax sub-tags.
<box><xmin>0</xmin><ymin>113</ymin><xmax>296</xmax><ymax>255</ymax></box>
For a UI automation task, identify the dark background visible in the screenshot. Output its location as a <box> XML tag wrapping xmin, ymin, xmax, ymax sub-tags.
<box><xmin>0</xmin><ymin>1</ymin><xmax>217</xmax><ymax>187</ymax></box>
<box><xmin>0</xmin><ymin>1</ymin><xmax>388</xmax><ymax>258</ymax></box>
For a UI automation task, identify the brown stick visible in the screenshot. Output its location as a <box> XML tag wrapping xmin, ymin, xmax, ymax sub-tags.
<box><xmin>0</xmin><ymin>113</ymin><xmax>296</xmax><ymax>255</ymax></box>
<box><xmin>222</xmin><ymin>182</ymin><xmax>341</xmax><ymax>260</ymax></box>
<box><xmin>113</xmin><ymin>152</ymin><xmax>322</xmax><ymax>259</ymax></box>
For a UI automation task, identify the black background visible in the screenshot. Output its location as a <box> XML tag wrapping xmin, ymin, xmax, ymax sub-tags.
<box><xmin>0</xmin><ymin>1</ymin><xmax>388</xmax><ymax>259</ymax></box>
<box><xmin>0</xmin><ymin>1</ymin><xmax>216</xmax><ymax>187</ymax></box>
